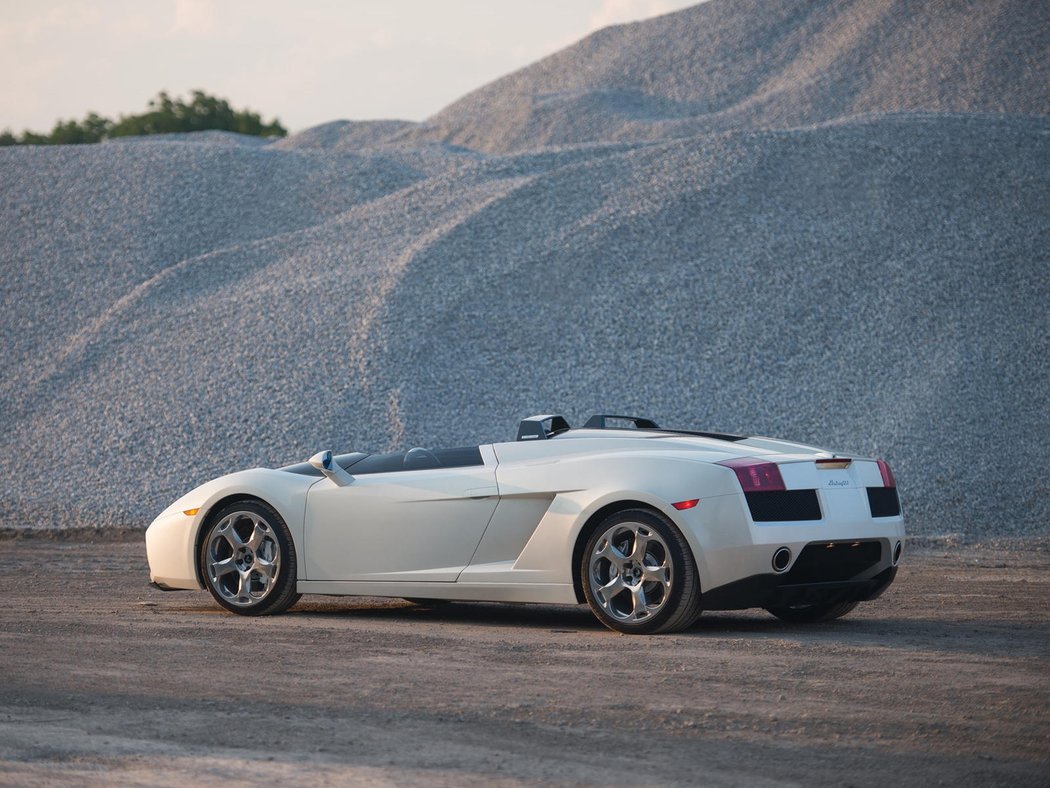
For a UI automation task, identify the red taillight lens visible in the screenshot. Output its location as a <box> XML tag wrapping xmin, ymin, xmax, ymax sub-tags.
<box><xmin>717</xmin><ymin>457</ymin><xmax>786</xmax><ymax>492</ymax></box>
<box><xmin>877</xmin><ymin>459</ymin><xmax>896</xmax><ymax>488</ymax></box>
<box><xmin>816</xmin><ymin>458</ymin><xmax>852</xmax><ymax>469</ymax></box>
<box><xmin>672</xmin><ymin>498</ymin><xmax>700</xmax><ymax>510</ymax></box>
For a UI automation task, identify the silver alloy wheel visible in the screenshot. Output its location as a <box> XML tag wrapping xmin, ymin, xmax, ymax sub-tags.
<box><xmin>205</xmin><ymin>511</ymin><xmax>281</xmax><ymax>607</ymax></box>
<box><xmin>588</xmin><ymin>521</ymin><xmax>673</xmax><ymax>622</ymax></box>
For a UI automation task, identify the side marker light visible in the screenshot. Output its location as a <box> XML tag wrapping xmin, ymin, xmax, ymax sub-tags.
<box><xmin>183</xmin><ymin>508</ymin><xmax>200</xmax><ymax>516</ymax></box>
<box><xmin>672</xmin><ymin>499</ymin><xmax>700</xmax><ymax>510</ymax></box>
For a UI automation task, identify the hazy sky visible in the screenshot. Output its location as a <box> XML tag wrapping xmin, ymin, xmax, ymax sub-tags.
<box><xmin>1</xmin><ymin>0</ymin><xmax>698</xmax><ymax>134</ymax></box>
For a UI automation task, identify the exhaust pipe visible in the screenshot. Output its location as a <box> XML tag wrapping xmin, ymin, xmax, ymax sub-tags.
<box><xmin>771</xmin><ymin>546</ymin><xmax>792</xmax><ymax>573</ymax></box>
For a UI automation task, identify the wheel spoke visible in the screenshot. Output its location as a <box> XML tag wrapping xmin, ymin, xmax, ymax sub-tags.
<box><xmin>595</xmin><ymin>539</ymin><xmax>625</xmax><ymax>568</ymax></box>
<box><xmin>235</xmin><ymin>570</ymin><xmax>251</xmax><ymax>602</ymax></box>
<box><xmin>222</xmin><ymin>520</ymin><xmax>245</xmax><ymax>549</ymax></box>
<box><xmin>598</xmin><ymin>576</ymin><xmax>625</xmax><ymax>604</ymax></box>
<box><xmin>642</xmin><ymin>564</ymin><xmax>670</xmax><ymax>587</ymax></box>
<box><xmin>211</xmin><ymin>557</ymin><xmax>237</xmax><ymax>577</ymax></box>
<box><xmin>247</xmin><ymin>520</ymin><xmax>267</xmax><ymax>550</ymax></box>
<box><xmin>630</xmin><ymin>585</ymin><xmax>649</xmax><ymax>619</ymax></box>
<box><xmin>254</xmin><ymin>557</ymin><xmax>277</xmax><ymax>582</ymax></box>
<box><xmin>629</xmin><ymin>529</ymin><xmax>650</xmax><ymax>561</ymax></box>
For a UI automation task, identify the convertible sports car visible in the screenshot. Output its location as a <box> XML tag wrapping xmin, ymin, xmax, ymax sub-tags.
<box><xmin>146</xmin><ymin>414</ymin><xmax>904</xmax><ymax>634</ymax></box>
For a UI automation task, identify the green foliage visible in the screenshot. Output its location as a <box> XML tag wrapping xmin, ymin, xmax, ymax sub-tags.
<box><xmin>0</xmin><ymin>91</ymin><xmax>287</xmax><ymax>146</ymax></box>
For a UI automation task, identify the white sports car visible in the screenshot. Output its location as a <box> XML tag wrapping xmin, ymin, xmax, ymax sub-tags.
<box><xmin>146</xmin><ymin>414</ymin><xmax>904</xmax><ymax>634</ymax></box>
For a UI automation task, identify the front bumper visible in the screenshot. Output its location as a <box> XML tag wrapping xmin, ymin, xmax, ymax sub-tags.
<box><xmin>145</xmin><ymin>509</ymin><xmax>202</xmax><ymax>590</ymax></box>
<box><xmin>148</xmin><ymin>580</ymin><xmax>188</xmax><ymax>592</ymax></box>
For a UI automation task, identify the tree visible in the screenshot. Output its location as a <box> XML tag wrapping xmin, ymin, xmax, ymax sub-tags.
<box><xmin>1</xmin><ymin>91</ymin><xmax>287</xmax><ymax>146</ymax></box>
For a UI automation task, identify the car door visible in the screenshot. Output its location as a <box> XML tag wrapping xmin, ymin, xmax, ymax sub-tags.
<box><xmin>303</xmin><ymin>445</ymin><xmax>499</xmax><ymax>582</ymax></box>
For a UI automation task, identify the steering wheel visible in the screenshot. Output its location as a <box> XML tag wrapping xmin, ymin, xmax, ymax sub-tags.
<box><xmin>403</xmin><ymin>447</ymin><xmax>440</xmax><ymax>469</ymax></box>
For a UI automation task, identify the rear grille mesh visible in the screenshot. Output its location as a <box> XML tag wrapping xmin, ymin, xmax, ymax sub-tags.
<box><xmin>745</xmin><ymin>490</ymin><xmax>822</xmax><ymax>522</ymax></box>
<box><xmin>785</xmin><ymin>541</ymin><xmax>883</xmax><ymax>583</ymax></box>
<box><xmin>867</xmin><ymin>487</ymin><xmax>901</xmax><ymax>517</ymax></box>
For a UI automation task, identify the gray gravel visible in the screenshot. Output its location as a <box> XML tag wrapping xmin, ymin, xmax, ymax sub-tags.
<box><xmin>2</xmin><ymin>541</ymin><xmax>1048</xmax><ymax>785</ymax></box>
<box><xmin>1</xmin><ymin>0</ymin><xmax>1048</xmax><ymax>539</ymax></box>
<box><xmin>416</xmin><ymin>0</ymin><xmax>1050</xmax><ymax>152</ymax></box>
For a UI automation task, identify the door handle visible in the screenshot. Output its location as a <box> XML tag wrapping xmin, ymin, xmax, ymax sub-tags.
<box><xmin>467</xmin><ymin>486</ymin><xmax>499</xmax><ymax>500</ymax></box>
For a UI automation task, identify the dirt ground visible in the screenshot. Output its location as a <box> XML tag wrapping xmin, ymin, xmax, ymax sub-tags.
<box><xmin>0</xmin><ymin>538</ymin><xmax>1047</xmax><ymax>786</ymax></box>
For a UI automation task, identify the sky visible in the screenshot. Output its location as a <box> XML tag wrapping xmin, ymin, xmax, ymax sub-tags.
<box><xmin>0</xmin><ymin>0</ymin><xmax>699</xmax><ymax>135</ymax></box>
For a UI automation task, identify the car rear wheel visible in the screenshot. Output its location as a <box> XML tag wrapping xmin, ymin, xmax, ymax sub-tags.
<box><xmin>199</xmin><ymin>500</ymin><xmax>301</xmax><ymax>616</ymax></box>
<box><xmin>581</xmin><ymin>508</ymin><xmax>702</xmax><ymax>634</ymax></box>
<box><xmin>765</xmin><ymin>600</ymin><xmax>858</xmax><ymax>623</ymax></box>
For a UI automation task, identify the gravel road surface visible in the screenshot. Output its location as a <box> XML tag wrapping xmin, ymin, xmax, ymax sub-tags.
<box><xmin>3</xmin><ymin>2</ymin><xmax>1048</xmax><ymax>541</ymax></box>
<box><xmin>1</xmin><ymin>539</ymin><xmax>1047</xmax><ymax>785</ymax></box>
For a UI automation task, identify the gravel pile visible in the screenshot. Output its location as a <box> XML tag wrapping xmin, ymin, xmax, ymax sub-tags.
<box><xmin>416</xmin><ymin>0</ymin><xmax>1050</xmax><ymax>152</ymax></box>
<box><xmin>1</xmin><ymin>0</ymin><xmax>1047</xmax><ymax>538</ymax></box>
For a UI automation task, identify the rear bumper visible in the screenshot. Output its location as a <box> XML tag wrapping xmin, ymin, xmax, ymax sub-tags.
<box><xmin>702</xmin><ymin>564</ymin><xmax>897</xmax><ymax>611</ymax></box>
<box><xmin>673</xmin><ymin>487</ymin><xmax>905</xmax><ymax>596</ymax></box>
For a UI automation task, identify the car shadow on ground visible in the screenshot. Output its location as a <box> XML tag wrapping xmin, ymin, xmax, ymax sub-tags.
<box><xmin>286</xmin><ymin>597</ymin><xmax>603</xmax><ymax>630</ymax></box>
<box><xmin>164</xmin><ymin>597</ymin><xmax>1047</xmax><ymax>656</ymax></box>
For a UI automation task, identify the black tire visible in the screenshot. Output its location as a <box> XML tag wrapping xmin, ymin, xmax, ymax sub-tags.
<box><xmin>580</xmin><ymin>508</ymin><xmax>702</xmax><ymax>634</ymax></box>
<box><xmin>198</xmin><ymin>499</ymin><xmax>301</xmax><ymax>616</ymax></box>
<box><xmin>765</xmin><ymin>600</ymin><xmax>858</xmax><ymax>623</ymax></box>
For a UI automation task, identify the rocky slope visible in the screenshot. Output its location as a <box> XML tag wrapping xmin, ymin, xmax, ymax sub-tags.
<box><xmin>408</xmin><ymin>0</ymin><xmax>1050</xmax><ymax>151</ymax></box>
<box><xmin>1</xmin><ymin>0</ymin><xmax>1047</xmax><ymax>537</ymax></box>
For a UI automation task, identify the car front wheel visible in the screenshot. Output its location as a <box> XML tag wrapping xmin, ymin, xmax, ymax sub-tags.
<box><xmin>199</xmin><ymin>500</ymin><xmax>301</xmax><ymax>616</ymax></box>
<box><xmin>581</xmin><ymin>508</ymin><xmax>702</xmax><ymax>634</ymax></box>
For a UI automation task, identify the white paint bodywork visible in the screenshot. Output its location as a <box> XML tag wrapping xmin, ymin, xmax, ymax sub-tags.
<box><xmin>145</xmin><ymin>468</ymin><xmax>318</xmax><ymax>589</ymax></box>
<box><xmin>146</xmin><ymin>428</ymin><xmax>905</xmax><ymax>604</ymax></box>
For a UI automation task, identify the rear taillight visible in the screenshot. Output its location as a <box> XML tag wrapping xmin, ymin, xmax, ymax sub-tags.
<box><xmin>717</xmin><ymin>457</ymin><xmax>786</xmax><ymax>492</ymax></box>
<box><xmin>877</xmin><ymin>459</ymin><xmax>896</xmax><ymax>488</ymax></box>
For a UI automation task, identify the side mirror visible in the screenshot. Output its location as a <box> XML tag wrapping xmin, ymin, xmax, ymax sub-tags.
<box><xmin>308</xmin><ymin>450</ymin><xmax>355</xmax><ymax>487</ymax></box>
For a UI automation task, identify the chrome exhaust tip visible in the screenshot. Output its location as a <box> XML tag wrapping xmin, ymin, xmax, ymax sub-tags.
<box><xmin>893</xmin><ymin>540</ymin><xmax>903</xmax><ymax>565</ymax></box>
<box><xmin>771</xmin><ymin>546</ymin><xmax>792</xmax><ymax>573</ymax></box>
